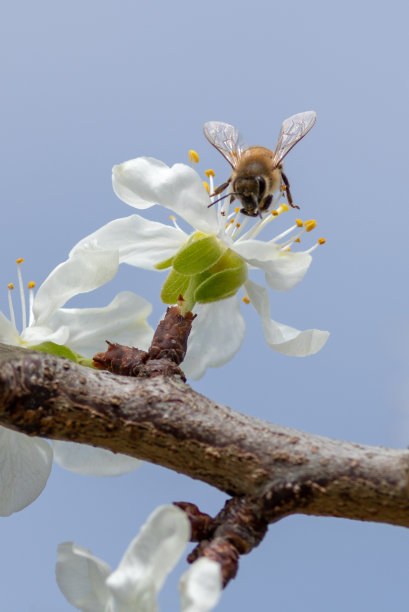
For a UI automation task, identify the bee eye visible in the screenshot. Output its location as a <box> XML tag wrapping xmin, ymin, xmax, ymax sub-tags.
<box><xmin>256</xmin><ymin>176</ymin><xmax>266</xmax><ymax>197</ymax></box>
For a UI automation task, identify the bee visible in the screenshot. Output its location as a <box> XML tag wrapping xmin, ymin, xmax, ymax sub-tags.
<box><xmin>203</xmin><ymin>111</ymin><xmax>316</xmax><ymax>217</ymax></box>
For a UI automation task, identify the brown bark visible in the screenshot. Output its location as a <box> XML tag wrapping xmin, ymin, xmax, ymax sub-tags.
<box><xmin>1</xmin><ymin>342</ymin><xmax>408</xmax><ymax>530</ymax></box>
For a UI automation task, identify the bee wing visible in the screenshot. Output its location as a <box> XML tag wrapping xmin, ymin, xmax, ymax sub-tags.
<box><xmin>272</xmin><ymin>111</ymin><xmax>316</xmax><ymax>167</ymax></box>
<box><xmin>203</xmin><ymin>121</ymin><xmax>248</xmax><ymax>168</ymax></box>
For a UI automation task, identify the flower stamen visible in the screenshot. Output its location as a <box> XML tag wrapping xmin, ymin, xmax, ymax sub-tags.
<box><xmin>169</xmin><ymin>215</ymin><xmax>182</xmax><ymax>231</ymax></box>
<box><xmin>306</xmin><ymin>238</ymin><xmax>326</xmax><ymax>254</ymax></box>
<box><xmin>7</xmin><ymin>283</ymin><xmax>17</xmax><ymax>332</ymax></box>
<box><xmin>28</xmin><ymin>281</ymin><xmax>36</xmax><ymax>326</ymax></box>
<box><xmin>188</xmin><ymin>150</ymin><xmax>199</xmax><ymax>164</ymax></box>
<box><xmin>16</xmin><ymin>258</ymin><xmax>27</xmax><ymax>331</ymax></box>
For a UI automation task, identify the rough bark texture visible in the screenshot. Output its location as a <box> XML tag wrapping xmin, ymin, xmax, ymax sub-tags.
<box><xmin>1</xmin><ymin>342</ymin><xmax>409</xmax><ymax>530</ymax></box>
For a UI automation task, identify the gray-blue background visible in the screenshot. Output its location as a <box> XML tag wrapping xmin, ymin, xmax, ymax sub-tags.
<box><xmin>1</xmin><ymin>0</ymin><xmax>409</xmax><ymax>609</ymax></box>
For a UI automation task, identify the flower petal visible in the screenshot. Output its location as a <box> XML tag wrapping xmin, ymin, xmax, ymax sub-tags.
<box><xmin>33</xmin><ymin>249</ymin><xmax>119</xmax><ymax>326</ymax></box>
<box><xmin>106</xmin><ymin>505</ymin><xmax>190</xmax><ymax>611</ymax></box>
<box><xmin>179</xmin><ymin>558</ymin><xmax>222</xmax><ymax>612</ymax></box>
<box><xmin>52</xmin><ymin>441</ymin><xmax>143</xmax><ymax>477</ymax></box>
<box><xmin>70</xmin><ymin>215</ymin><xmax>187</xmax><ymax>270</ymax></box>
<box><xmin>233</xmin><ymin>239</ymin><xmax>312</xmax><ymax>291</ymax></box>
<box><xmin>47</xmin><ymin>291</ymin><xmax>154</xmax><ymax>356</ymax></box>
<box><xmin>0</xmin><ymin>312</ymin><xmax>20</xmax><ymax>345</ymax></box>
<box><xmin>245</xmin><ymin>279</ymin><xmax>329</xmax><ymax>356</ymax></box>
<box><xmin>0</xmin><ymin>427</ymin><xmax>52</xmax><ymax>516</ymax></box>
<box><xmin>21</xmin><ymin>324</ymin><xmax>70</xmax><ymax>347</ymax></box>
<box><xmin>56</xmin><ymin>541</ymin><xmax>113</xmax><ymax>612</ymax></box>
<box><xmin>113</xmin><ymin>157</ymin><xmax>219</xmax><ymax>234</ymax></box>
<box><xmin>182</xmin><ymin>296</ymin><xmax>246</xmax><ymax>380</ymax></box>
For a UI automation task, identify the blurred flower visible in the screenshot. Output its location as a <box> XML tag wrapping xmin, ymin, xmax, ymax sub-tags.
<box><xmin>56</xmin><ymin>504</ymin><xmax>222</xmax><ymax>612</ymax></box>
<box><xmin>70</xmin><ymin>156</ymin><xmax>329</xmax><ymax>379</ymax></box>
<box><xmin>0</xmin><ymin>254</ymin><xmax>154</xmax><ymax>516</ymax></box>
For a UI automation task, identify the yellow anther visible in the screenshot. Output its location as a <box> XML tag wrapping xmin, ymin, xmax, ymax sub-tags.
<box><xmin>236</xmin><ymin>222</ymin><xmax>241</xmax><ymax>228</ymax></box>
<box><xmin>234</xmin><ymin>207</ymin><xmax>240</xmax><ymax>214</ymax></box>
<box><xmin>275</xmin><ymin>203</ymin><xmax>289</xmax><ymax>216</ymax></box>
<box><xmin>205</xmin><ymin>169</ymin><xmax>215</xmax><ymax>178</ymax></box>
<box><xmin>230</xmin><ymin>218</ymin><xmax>234</xmax><ymax>224</ymax></box>
<box><xmin>16</xmin><ymin>257</ymin><xmax>24</xmax><ymax>264</ymax></box>
<box><xmin>294</xmin><ymin>238</ymin><xmax>300</xmax><ymax>243</ymax></box>
<box><xmin>281</xmin><ymin>184</ymin><xmax>287</xmax><ymax>191</ymax></box>
<box><xmin>318</xmin><ymin>238</ymin><xmax>326</xmax><ymax>245</ymax></box>
<box><xmin>286</xmin><ymin>247</ymin><xmax>291</xmax><ymax>252</ymax></box>
<box><xmin>295</xmin><ymin>218</ymin><xmax>303</xmax><ymax>227</ymax></box>
<box><xmin>203</xmin><ymin>181</ymin><xmax>210</xmax><ymax>193</ymax></box>
<box><xmin>242</xmin><ymin>296</ymin><xmax>250</xmax><ymax>304</ymax></box>
<box><xmin>169</xmin><ymin>215</ymin><xmax>176</xmax><ymax>221</ymax></box>
<box><xmin>27</xmin><ymin>281</ymin><xmax>36</xmax><ymax>289</ymax></box>
<box><xmin>188</xmin><ymin>150</ymin><xmax>199</xmax><ymax>164</ymax></box>
<box><xmin>304</xmin><ymin>219</ymin><xmax>317</xmax><ymax>232</ymax></box>
<box><xmin>7</xmin><ymin>283</ymin><xmax>14</xmax><ymax>290</ymax></box>
<box><xmin>271</xmin><ymin>210</ymin><xmax>278</xmax><ymax>217</ymax></box>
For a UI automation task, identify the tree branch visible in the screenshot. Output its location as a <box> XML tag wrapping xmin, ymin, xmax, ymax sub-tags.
<box><xmin>1</xmin><ymin>342</ymin><xmax>409</xmax><ymax>530</ymax></box>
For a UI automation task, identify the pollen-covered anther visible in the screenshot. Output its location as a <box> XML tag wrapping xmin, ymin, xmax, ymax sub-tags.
<box><xmin>271</xmin><ymin>210</ymin><xmax>278</xmax><ymax>217</ymax></box>
<box><xmin>188</xmin><ymin>150</ymin><xmax>199</xmax><ymax>164</ymax></box>
<box><xmin>16</xmin><ymin>257</ymin><xmax>24</xmax><ymax>264</ymax></box>
<box><xmin>295</xmin><ymin>218</ymin><xmax>303</xmax><ymax>227</ymax></box>
<box><xmin>275</xmin><ymin>203</ymin><xmax>289</xmax><ymax>216</ymax></box>
<box><xmin>7</xmin><ymin>283</ymin><xmax>14</xmax><ymax>290</ymax></box>
<box><xmin>236</xmin><ymin>222</ymin><xmax>241</xmax><ymax>228</ymax></box>
<box><xmin>234</xmin><ymin>207</ymin><xmax>240</xmax><ymax>214</ymax></box>
<box><xmin>27</xmin><ymin>281</ymin><xmax>36</xmax><ymax>289</ymax></box>
<box><xmin>304</xmin><ymin>219</ymin><xmax>317</xmax><ymax>232</ymax></box>
<box><xmin>294</xmin><ymin>238</ymin><xmax>300</xmax><ymax>243</ymax></box>
<box><xmin>203</xmin><ymin>181</ymin><xmax>210</xmax><ymax>193</ymax></box>
<box><xmin>205</xmin><ymin>169</ymin><xmax>215</xmax><ymax>178</ymax></box>
<box><xmin>242</xmin><ymin>295</ymin><xmax>250</xmax><ymax>304</ymax></box>
<box><xmin>318</xmin><ymin>238</ymin><xmax>326</xmax><ymax>245</ymax></box>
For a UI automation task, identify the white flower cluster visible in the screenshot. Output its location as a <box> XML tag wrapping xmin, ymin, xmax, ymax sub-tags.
<box><xmin>56</xmin><ymin>505</ymin><xmax>222</xmax><ymax>612</ymax></box>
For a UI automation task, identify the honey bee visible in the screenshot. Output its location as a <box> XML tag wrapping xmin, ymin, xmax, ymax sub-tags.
<box><xmin>203</xmin><ymin>111</ymin><xmax>316</xmax><ymax>217</ymax></box>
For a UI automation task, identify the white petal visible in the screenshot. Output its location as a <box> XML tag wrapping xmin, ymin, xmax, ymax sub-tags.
<box><xmin>52</xmin><ymin>441</ymin><xmax>142</xmax><ymax>477</ymax></box>
<box><xmin>0</xmin><ymin>312</ymin><xmax>20</xmax><ymax>345</ymax></box>
<box><xmin>56</xmin><ymin>541</ymin><xmax>113</xmax><ymax>612</ymax></box>
<box><xmin>0</xmin><ymin>427</ymin><xmax>52</xmax><ymax>516</ymax></box>
<box><xmin>33</xmin><ymin>249</ymin><xmax>119</xmax><ymax>326</ymax></box>
<box><xmin>182</xmin><ymin>297</ymin><xmax>246</xmax><ymax>380</ymax></box>
<box><xmin>179</xmin><ymin>558</ymin><xmax>222</xmax><ymax>612</ymax></box>
<box><xmin>233</xmin><ymin>240</ymin><xmax>312</xmax><ymax>291</ymax></box>
<box><xmin>47</xmin><ymin>291</ymin><xmax>154</xmax><ymax>357</ymax></box>
<box><xmin>245</xmin><ymin>279</ymin><xmax>329</xmax><ymax>356</ymax></box>
<box><xmin>106</xmin><ymin>505</ymin><xmax>190</xmax><ymax>611</ymax></box>
<box><xmin>113</xmin><ymin>157</ymin><xmax>219</xmax><ymax>234</ymax></box>
<box><xmin>70</xmin><ymin>215</ymin><xmax>187</xmax><ymax>270</ymax></box>
<box><xmin>20</xmin><ymin>324</ymin><xmax>70</xmax><ymax>347</ymax></box>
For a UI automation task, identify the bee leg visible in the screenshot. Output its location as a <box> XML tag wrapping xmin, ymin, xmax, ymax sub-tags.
<box><xmin>281</xmin><ymin>171</ymin><xmax>300</xmax><ymax>210</ymax></box>
<box><xmin>211</xmin><ymin>179</ymin><xmax>231</xmax><ymax>197</ymax></box>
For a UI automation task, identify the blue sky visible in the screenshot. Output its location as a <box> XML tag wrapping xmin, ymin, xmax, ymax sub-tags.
<box><xmin>1</xmin><ymin>0</ymin><xmax>409</xmax><ymax>610</ymax></box>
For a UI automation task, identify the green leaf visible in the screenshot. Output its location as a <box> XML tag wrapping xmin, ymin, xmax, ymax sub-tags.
<box><xmin>160</xmin><ymin>268</ymin><xmax>191</xmax><ymax>304</ymax></box>
<box><xmin>173</xmin><ymin>235</ymin><xmax>226</xmax><ymax>275</ymax></box>
<box><xmin>154</xmin><ymin>255</ymin><xmax>175</xmax><ymax>270</ymax></box>
<box><xmin>30</xmin><ymin>342</ymin><xmax>79</xmax><ymax>362</ymax></box>
<box><xmin>194</xmin><ymin>263</ymin><xmax>248</xmax><ymax>303</ymax></box>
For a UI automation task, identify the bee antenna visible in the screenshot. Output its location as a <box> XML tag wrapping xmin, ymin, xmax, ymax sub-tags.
<box><xmin>207</xmin><ymin>192</ymin><xmax>239</xmax><ymax>209</ymax></box>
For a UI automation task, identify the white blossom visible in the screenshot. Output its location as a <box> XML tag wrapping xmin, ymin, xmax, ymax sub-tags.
<box><xmin>0</xmin><ymin>253</ymin><xmax>153</xmax><ymax>515</ymax></box>
<box><xmin>70</xmin><ymin>156</ymin><xmax>329</xmax><ymax>379</ymax></box>
<box><xmin>56</xmin><ymin>505</ymin><xmax>222</xmax><ymax>611</ymax></box>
